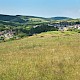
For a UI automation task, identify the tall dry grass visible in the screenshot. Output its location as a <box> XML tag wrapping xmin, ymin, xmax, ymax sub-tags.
<box><xmin>0</xmin><ymin>31</ymin><xmax>80</xmax><ymax>80</ymax></box>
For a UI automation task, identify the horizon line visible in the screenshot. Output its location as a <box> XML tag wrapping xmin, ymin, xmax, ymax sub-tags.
<box><xmin>0</xmin><ymin>13</ymin><xmax>79</xmax><ymax>19</ymax></box>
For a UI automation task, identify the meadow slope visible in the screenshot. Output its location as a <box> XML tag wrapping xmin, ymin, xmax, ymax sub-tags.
<box><xmin>0</xmin><ymin>31</ymin><xmax>80</xmax><ymax>80</ymax></box>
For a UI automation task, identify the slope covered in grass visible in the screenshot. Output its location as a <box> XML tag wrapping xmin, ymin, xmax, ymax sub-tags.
<box><xmin>0</xmin><ymin>31</ymin><xmax>80</xmax><ymax>80</ymax></box>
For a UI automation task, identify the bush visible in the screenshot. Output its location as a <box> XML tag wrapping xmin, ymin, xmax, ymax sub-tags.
<box><xmin>78</xmin><ymin>30</ymin><xmax>80</xmax><ymax>33</ymax></box>
<box><xmin>17</xmin><ymin>33</ymin><xmax>27</xmax><ymax>38</ymax></box>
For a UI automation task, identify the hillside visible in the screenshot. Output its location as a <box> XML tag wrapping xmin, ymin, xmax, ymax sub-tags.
<box><xmin>50</xmin><ymin>17</ymin><xmax>72</xmax><ymax>20</ymax></box>
<box><xmin>0</xmin><ymin>14</ymin><xmax>49</xmax><ymax>24</ymax></box>
<box><xmin>0</xmin><ymin>14</ymin><xmax>73</xmax><ymax>24</ymax></box>
<box><xmin>0</xmin><ymin>31</ymin><xmax>80</xmax><ymax>80</ymax></box>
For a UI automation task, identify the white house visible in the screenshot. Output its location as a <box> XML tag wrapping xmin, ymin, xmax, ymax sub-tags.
<box><xmin>33</xmin><ymin>25</ymin><xmax>40</xmax><ymax>28</ymax></box>
<box><xmin>58</xmin><ymin>27</ymin><xmax>68</xmax><ymax>31</ymax></box>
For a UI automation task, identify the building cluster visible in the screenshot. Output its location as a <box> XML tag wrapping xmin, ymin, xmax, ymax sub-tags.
<box><xmin>33</xmin><ymin>23</ymin><xmax>80</xmax><ymax>31</ymax></box>
<box><xmin>0</xmin><ymin>30</ymin><xmax>15</xmax><ymax>40</ymax></box>
<box><xmin>48</xmin><ymin>23</ymin><xmax>80</xmax><ymax>31</ymax></box>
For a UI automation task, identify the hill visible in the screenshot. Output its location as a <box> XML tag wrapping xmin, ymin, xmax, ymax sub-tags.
<box><xmin>50</xmin><ymin>17</ymin><xmax>72</xmax><ymax>20</ymax></box>
<box><xmin>0</xmin><ymin>14</ymin><xmax>49</xmax><ymax>24</ymax></box>
<box><xmin>0</xmin><ymin>31</ymin><xmax>80</xmax><ymax>80</ymax></box>
<box><xmin>0</xmin><ymin>14</ymin><xmax>73</xmax><ymax>24</ymax></box>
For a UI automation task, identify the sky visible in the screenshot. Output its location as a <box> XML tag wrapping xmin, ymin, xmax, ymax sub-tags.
<box><xmin>0</xmin><ymin>0</ymin><xmax>80</xmax><ymax>18</ymax></box>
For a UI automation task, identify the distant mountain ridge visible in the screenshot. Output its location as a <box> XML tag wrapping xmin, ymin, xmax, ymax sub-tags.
<box><xmin>50</xmin><ymin>17</ymin><xmax>72</xmax><ymax>20</ymax></box>
<box><xmin>0</xmin><ymin>14</ymin><xmax>73</xmax><ymax>23</ymax></box>
<box><xmin>0</xmin><ymin>14</ymin><xmax>48</xmax><ymax>22</ymax></box>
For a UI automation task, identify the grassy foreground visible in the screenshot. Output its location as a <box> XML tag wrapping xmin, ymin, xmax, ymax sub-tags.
<box><xmin>0</xmin><ymin>31</ymin><xmax>80</xmax><ymax>80</ymax></box>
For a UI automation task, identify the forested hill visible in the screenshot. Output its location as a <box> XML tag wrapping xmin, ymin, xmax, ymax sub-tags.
<box><xmin>50</xmin><ymin>17</ymin><xmax>72</xmax><ymax>20</ymax></box>
<box><xmin>0</xmin><ymin>14</ymin><xmax>72</xmax><ymax>23</ymax></box>
<box><xmin>0</xmin><ymin>14</ymin><xmax>49</xmax><ymax>23</ymax></box>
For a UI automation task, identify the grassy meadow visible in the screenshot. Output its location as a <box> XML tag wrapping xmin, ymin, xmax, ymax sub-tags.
<box><xmin>0</xmin><ymin>31</ymin><xmax>80</xmax><ymax>80</ymax></box>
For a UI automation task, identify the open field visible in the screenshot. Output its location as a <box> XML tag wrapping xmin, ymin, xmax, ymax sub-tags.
<box><xmin>0</xmin><ymin>31</ymin><xmax>80</xmax><ymax>80</ymax></box>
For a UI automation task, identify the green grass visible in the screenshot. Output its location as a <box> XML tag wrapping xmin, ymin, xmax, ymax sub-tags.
<box><xmin>0</xmin><ymin>31</ymin><xmax>80</xmax><ymax>80</ymax></box>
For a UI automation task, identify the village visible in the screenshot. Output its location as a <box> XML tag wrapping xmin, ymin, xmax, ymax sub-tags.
<box><xmin>0</xmin><ymin>22</ymin><xmax>80</xmax><ymax>41</ymax></box>
<box><xmin>0</xmin><ymin>30</ymin><xmax>15</xmax><ymax>41</ymax></box>
<box><xmin>33</xmin><ymin>23</ymin><xmax>80</xmax><ymax>31</ymax></box>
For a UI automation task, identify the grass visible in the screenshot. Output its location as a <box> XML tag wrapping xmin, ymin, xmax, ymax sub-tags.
<box><xmin>0</xmin><ymin>31</ymin><xmax>80</xmax><ymax>80</ymax></box>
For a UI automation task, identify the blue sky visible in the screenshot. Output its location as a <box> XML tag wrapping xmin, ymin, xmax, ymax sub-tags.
<box><xmin>0</xmin><ymin>0</ymin><xmax>80</xmax><ymax>18</ymax></box>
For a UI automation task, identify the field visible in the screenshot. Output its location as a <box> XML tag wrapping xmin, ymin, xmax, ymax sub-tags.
<box><xmin>0</xmin><ymin>31</ymin><xmax>80</xmax><ymax>80</ymax></box>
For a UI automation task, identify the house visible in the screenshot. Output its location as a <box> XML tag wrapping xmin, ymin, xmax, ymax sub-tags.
<box><xmin>4</xmin><ymin>30</ymin><xmax>15</xmax><ymax>40</ymax></box>
<box><xmin>48</xmin><ymin>24</ymin><xmax>54</xmax><ymax>26</ymax></box>
<box><xmin>78</xmin><ymin>26</ymin><xmax>80</xmax><ymax>29</ymax></box>
<box><xmin>4</xmin><ymin>33</ymin><xmax>13</xmax><ymax>39</ymax></box>
<box><xmin>58</xmin><ymin>27</ymin><xmax>68</xmax><ymax>31</ymax></box>
<box><xmin>33</xmin><ymin>25</ymin><xmax>41</xmax><ymax>28</ymax></box>
<box><xmin>68</xmin><ymin>26</ymin><xmax>73</xmax><ymax>28</ymax></box>
<box><xmin>74</xmin><ymin>25</ymin><xmax>80</xmax><ymax>29</ymax></box>
<box><xmin>0</xmin><ymin>32</ymin><xmax>4</xmax><ymax>37</ymax></box>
